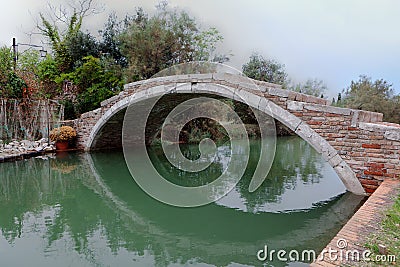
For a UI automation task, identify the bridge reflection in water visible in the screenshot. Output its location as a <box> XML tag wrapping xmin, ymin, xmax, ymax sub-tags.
<box><xmin>0</xmin><ymin>137</ymin><xmax>365</xmax><ymax>267</ymax></box>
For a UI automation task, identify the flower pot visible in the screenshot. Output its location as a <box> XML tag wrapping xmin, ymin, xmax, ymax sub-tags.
<box><xmin>56</xmin><ymin>141</ymin><xmax>69</xmax><ymax>151</ymax></box>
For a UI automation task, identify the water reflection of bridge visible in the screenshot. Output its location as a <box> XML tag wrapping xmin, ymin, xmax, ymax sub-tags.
<box><xmin>84</xmin><ymin>152</ymin><xmax>364</xmax><ymax>266</ymax></box>
<box><xmin>0</xmin><ymin>151</ymin><xmax>364</xmax><ymax>267</ymax></box>
<box><xmin>75</xmin><ymin>72</ymin><xmax>400</xmax><ymax>195</ymax></box>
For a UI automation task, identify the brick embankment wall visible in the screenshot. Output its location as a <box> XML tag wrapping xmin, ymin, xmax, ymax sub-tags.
<box><xmin>310</xmin><ymin>179</ymin><xmax>400</xmax><ymax>266</ymax></box>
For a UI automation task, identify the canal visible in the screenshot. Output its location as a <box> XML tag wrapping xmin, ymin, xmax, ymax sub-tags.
<box><xmin>0</xmin><ymin>136</ymin><xmax>365</xmax><ymax>266</ymax></box>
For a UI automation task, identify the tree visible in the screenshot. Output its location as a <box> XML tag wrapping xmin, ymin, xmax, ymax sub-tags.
<box><xmin>242</xmin><ymin>53</ymin><xmax>289</xmax><ymax>87</ymax></box>
<box><xmin>38</xmin><ymin>11</ymin><xmax>83</xmax><ymax>72</ymax></box>
<box><xmin>387</xmin><ymin>95</ymin><xmax>400</xmax><ymax>123</ymax></box>
<box><xmin>342</xmin><ymin>75</ymin><xmax>398</xmax><ymax>122</ymax></box>
<box><xmin>15</xmin><ymin>50</ymin><xmax>42</xmax><ymax>98</ymax></box>
<box><xmin>192</xmin><ymin>27</ymin><xmax>223</xmax><ymax>62</ymax></box>
<box><xmin>36</xmin><ymin>55</ymin><xmax>62</xmax><ymax>98</ymax></box>
<box><xmin>31</xmin><ymin>1</ymin><xmax>226</xmax><ymax>116</ymax></box>
<box><xmin>65</xmin><ymin>31</ymin><xmax>100</xmax><ymax>68</ymax></box>
<box><xmin>0</xmin><ymin>46</ymin><xmax>14</xmax><ymax>91</ymax></box>
<box><xmin>37</xmin><ymin>0</ymin><xmax>101</xmax><ymax>72</ymax></box>
<box><xmin>0</xmin><ymin>46</ymin><xmax>27</xmax><ymax>98</ymax></box>
<box><xmin>99</xmin><ymin>13</ymin><xmax>128</xmax><ymax>67</ymax></box>
<box><xmin>119</xmin><ymin>6</ymin><xmax>225</xmax><ymax>82</ymax></box>
<box><xmin>290</xmin><ymin>78</ymin><xmax>327</xmax><ymax>97</ymax></box>
<box><xmin>36</xmin><ymin>0</ymin><xmax>120</xmax><ymax>113</ymax></box>
<box><xmin>56</xmin><ymin>55</ymin><xmax>124</xmax><ymax>114</ymax></box>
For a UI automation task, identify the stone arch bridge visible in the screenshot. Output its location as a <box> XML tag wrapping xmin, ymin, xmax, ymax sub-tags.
<box><xmin>68</xmin><ymin>73</ymin><xmax>400</xmax><ymax>196</ymax></box>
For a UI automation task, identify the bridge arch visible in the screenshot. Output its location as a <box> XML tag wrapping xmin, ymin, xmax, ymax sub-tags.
<box><xmin>84</xmin><ymin>76</ymin><xmax>366</xmax><ymax>195</ymax></box>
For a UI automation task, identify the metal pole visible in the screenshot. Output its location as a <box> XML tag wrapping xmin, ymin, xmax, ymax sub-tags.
<box><xmin>12</xmin><ymin>38</ymin><xmax>17</xmax><ymax>70</ymax></box>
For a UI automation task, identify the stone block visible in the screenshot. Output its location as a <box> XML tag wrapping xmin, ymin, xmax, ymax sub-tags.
<box><xmin>174</xmin><ymin>83</ymin><xmax>192</xmax><ymax>93</ymax></box>
<box><xmin>238</xmin><ymin>81</ymin><xmax>259</xmax><ymax>92</ymax></box>
<box><xmin>145</xmin><ymin>85</ymin><xmax>168</xmax><ymax>96</ymax></box>
<box><xmin>352</xmin><ymin>110</ymin><xmax>383</xmax><ymax>125</ymax></box>
<box><xmin>123</xmin><ymin>80</ymin><xmax>143</xmax><ymax>90</ymax></box>
<box><xmin>385</xmin><ymin>129</ymin><xmax>400</xmax><ymax>141</ymax></box>
<box><xmin>187</xmin><ymin>73</ymin><xmax>213</xmax><ymax>82</ymax></box>
<box><xmin>334</xmin><ymin>161</ymin><xmax>366</xmax><ymax>195</ymax></box>
<box><xmin>327</xmin><ymin>154</ymin><xmax>343</xmax><ymax>169</ymax></box>
<box><xmin>268</xmin><ymin>87</ymin><xmax>289</xmax><ymax>98</ymax></box>
<box><xmin>212</xmin><ymin>72</ymin><xmax>248</xmax><ymax>85</ymax></box>
<box><xmin>304</xmin><ymin>103</ymin><xmax>351</xmax><ymax>115</ymax></box>
<box><xmin>234</xmin><ymin>89</ymin><xmax>262</xmax><ymax>110</ymax></box>
<box><xmin>287</xmin><ymin>100</ymin><xmax>304</xmax><ymax>111</ymax></box>
<box><xmin>195</xmin><ymin>83</ymin><xmax>236</xmax><ymax>99</ymax></box>
<box><xmin>259</xmin><ymin>98</ymin><xmax>302</xmax><ymax>131</ymax></box>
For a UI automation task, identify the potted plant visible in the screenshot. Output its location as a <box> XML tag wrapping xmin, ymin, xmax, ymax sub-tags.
<box><xmin>49</xmin><ymin>126</ymin><xmax>77</xmax><ymax>151</ymax></box>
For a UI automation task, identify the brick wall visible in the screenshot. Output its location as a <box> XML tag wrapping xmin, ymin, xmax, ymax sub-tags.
<box><xmin>68</xmin><ymin>73</ymin><xmax>400</xmax><ymax>194</ymax></box>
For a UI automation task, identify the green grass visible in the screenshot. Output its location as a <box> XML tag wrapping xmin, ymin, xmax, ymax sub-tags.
<box><xmin>361</xmin><ymin>193</ymin><xmax>400</xmax><ymax>266</ymax></box>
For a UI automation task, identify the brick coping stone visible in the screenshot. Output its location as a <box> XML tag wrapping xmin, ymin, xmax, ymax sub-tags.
<box><xmin>310</xmin><ymin>179</ymin><xmax>400</xmax><ymax>266</ymax></box>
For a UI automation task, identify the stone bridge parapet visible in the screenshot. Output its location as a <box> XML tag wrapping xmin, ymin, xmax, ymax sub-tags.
<box><xmin>66</xmin><ymin>73</ymin><xmax>400</xmax><ymax>195</ymax></box>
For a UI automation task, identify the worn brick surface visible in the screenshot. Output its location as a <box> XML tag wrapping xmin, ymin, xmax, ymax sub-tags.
<box><xmin>310</xmin><ymin>179</ymin><xmax>400</xmax><ymax>266</ymax></box>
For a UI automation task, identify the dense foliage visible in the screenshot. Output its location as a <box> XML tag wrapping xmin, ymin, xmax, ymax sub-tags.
<box><xmin>337</xmin><ymin>75</ymin><xmax>400</xmax><ymax>123</ymax></box>
<box><xmin>0</xmin><ymin>2</ymin><xmax>225</xmax><ymax>119</ymax></box>
<box><xmin>290</xmin><ymin>78</ymin><xmax>327</xmax><ymax>98</ymax></box>
<box><xmin>1</xmin><ymin>0</ymin><xmax>399</xmax><ymax>125</ymax></box>
<box><xmin>242</xmin><ymin>53</ymin><xmax>289</xmax><ymax>87</ymax></box>
<box><xmin>0</xmin><ymin>47</ymin><xmax>27</xmax><ymax>98</ymax></box>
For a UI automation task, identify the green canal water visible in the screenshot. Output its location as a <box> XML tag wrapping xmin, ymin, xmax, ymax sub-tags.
<box><xmin>0</xmin><ymin>136</ymin><xmax>364</xmax><ymax>266</ymax></box>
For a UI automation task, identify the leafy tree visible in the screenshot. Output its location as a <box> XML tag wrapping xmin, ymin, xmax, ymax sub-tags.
<box><xmin>0</xmin><ymin>46</ymin><xmax>14</xmax><ymax>91</ymax></box>
<box><xmin>119</xmin><ymin>6</ymin><xmax>225</xmax><ymax>82</ymax></box>
<box><xmin>38</xmin><ymin>11</ymin><xmax>83</xmax><ymax>72</ymax></box>
<box><xmin>388</xmin><ymin>95</ymin><xmax>400</xmax><ymax>123</ymax></box>
<box><xmin>37</xmin><ymin>0</ymin><xmax>101</xmax><ymax>73</ymax></box>
<box><xmin>17</xmin><ymin>50</ymin><xmax>41</xmax><ymax>73</ymax></box>
<box><xmin>37</xmin><ymin>55</ymin><xmax>59</xmax><ymax>81</ymax></box>
<box><xmin>242</xmin><ymin>53</ymin><xmax>289</xmax><ymax>87</ymax></box>
<box><xmin>290</xmin><ymin>78</ymin><xmax>327</xmax><ymax>97</ymax></box>
<box><xmin>32</xmin><ymin>1</ymin><xmax>226</xmax><ymax>117</ymax></box>
<box><xmin>0</xmin><ymin>46</ymin><xmax>26</xmax><ymax>98</ymax></box>
<box><xmin>56</xmin><ymin>56</ymin><xmax>124</xmax><ymax>114</ymax></box>
<box><xmin>5</xmin><ymin>73</ymin><xmax>27</xmax><ymax>99</ymax></box>
<box><xmin>99</xmin><ymin>13</ymin><xmax>128</xmax><ymax>67</ymax></box>
<box><xmin>194</xmin><ymin>27</ymin><xmax>224</xmax><ymax>62</ymax></box>
<box><xmin>36</xmin><ymin>0</ymin><xmax>117</xmax><ymax>111</ymax></box>
<box><xmin>65</xmin><ymin>31</ymin><xmax>100</xmax><ymax>68</ymax></box>
<box><xmin>15</xmin><ymin>50</ymin><xmax>41</xmax><ymax>98</ymax></box>
<box><xmin>37</xmin><ymin>55</ymin><xmax>61</xmax><ymax>98</ymax></box>
<box><xmin>342</xmin><ymin>75</ymin><xmax>398</xmax><ymax>123</ymax></box>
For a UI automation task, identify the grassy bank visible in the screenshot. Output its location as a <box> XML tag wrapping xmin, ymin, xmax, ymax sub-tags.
<box><xmin>362</xmin><ymin>192</ymin><xmax>400</xmax><ymax>265</ymax></box>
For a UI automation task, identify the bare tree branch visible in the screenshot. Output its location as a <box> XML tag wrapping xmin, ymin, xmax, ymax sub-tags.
<box><xmin>37</xmin><ymin>0</ymin><xmax>104</xmax><ymax>35</ymax></box>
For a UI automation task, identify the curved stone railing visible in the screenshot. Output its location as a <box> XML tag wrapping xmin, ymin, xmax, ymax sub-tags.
<box><xmin>68</xmin><ymin>73</ymin><xmax>399</xmax><ymax>195</ymax></box>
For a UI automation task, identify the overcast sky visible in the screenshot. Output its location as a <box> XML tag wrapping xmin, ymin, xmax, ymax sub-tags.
<box><xmin>2</xmin><ymin>0</ymin><xmax>400</xmax><ymax>98</ymax></box>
